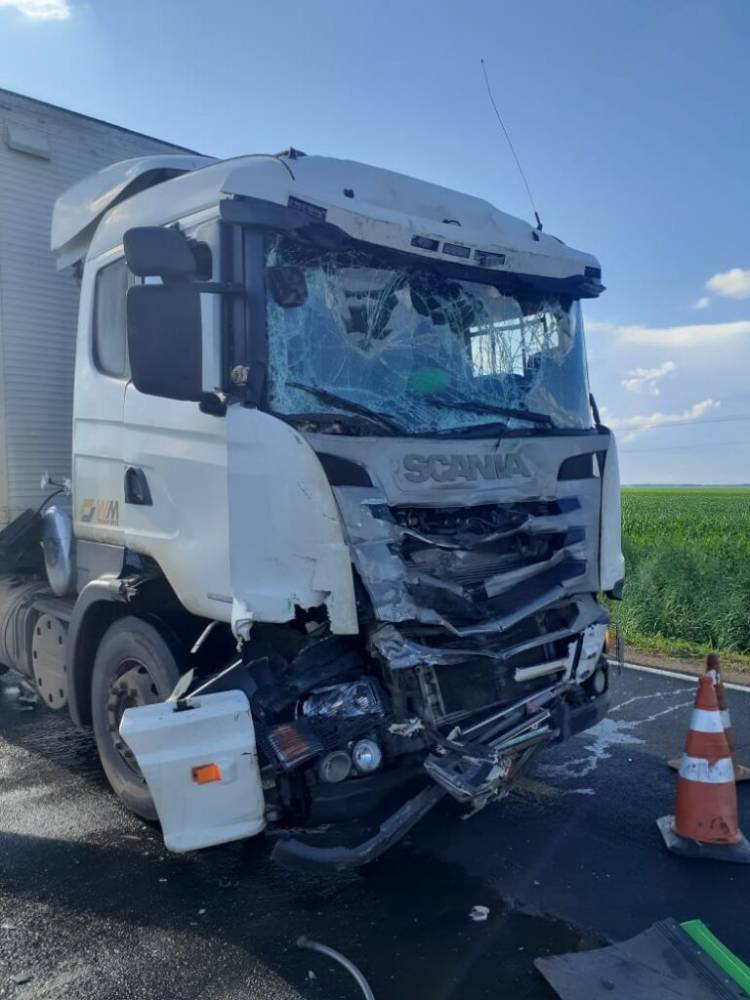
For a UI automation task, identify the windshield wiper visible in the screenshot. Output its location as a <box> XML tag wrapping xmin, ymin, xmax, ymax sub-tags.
<box><xmin>286</xmin><ymin>381</ymin><xmax>405</xmax><ymax>435</ymax></box>
<box><xmin>425</xmin><ymin>395</ymin><xmax>554</xmax><ymax>427</ymax></box>
<box><xmin>432</xmin><ymin>420</ymin><xmax>508</xmax><ymax>439</ymax></box>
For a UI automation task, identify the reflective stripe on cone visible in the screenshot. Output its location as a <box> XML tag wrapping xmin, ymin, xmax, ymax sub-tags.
<box><xmin>678</xmin><ymin>755</ymin><xmax>734</xmax><ymax>784</ymax></box>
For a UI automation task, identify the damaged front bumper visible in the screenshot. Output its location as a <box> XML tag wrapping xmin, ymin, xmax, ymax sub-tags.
<box><xmin>271</xmin><ymin>782</ymin><xmax>446</xmax><ymax>873</ymax></box>
<box><xmin>269</xmin><ymin>667</ymin><xmax>609</xmax><ymax>872</ymax></box>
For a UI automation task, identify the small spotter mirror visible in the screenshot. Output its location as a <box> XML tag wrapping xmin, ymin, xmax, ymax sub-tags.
<box><xmin>267</xmin><ymin>266</ymin><xmax>308</xmax><ymax>308</ymax></box>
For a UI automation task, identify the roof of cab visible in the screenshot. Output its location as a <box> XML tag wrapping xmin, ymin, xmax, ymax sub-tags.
<box><xmin>54</xmin><ymin>151</ymin><xmax>601</xmax><ymax>286</ymax></box>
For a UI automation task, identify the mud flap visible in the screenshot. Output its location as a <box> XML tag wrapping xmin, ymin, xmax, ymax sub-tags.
<box><xmin>535</xmin><ymin>918</ymin><xmax>747</xmax><ymax>999</ymax></box>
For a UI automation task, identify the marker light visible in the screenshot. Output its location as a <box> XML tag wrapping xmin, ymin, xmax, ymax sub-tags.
<box><xmin>192</xmin><ymin>763</ymin><xmax>221</xmax><ymax>784</ymax></box>
<box><xmin>352</xmin><ymin>739</ymin><xmax>383</xmax><ymax>774</ymax></box>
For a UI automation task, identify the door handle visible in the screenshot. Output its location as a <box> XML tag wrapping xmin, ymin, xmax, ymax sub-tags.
<box><xmin>124</xmin><ymin>466</ymin><xmax>153</xmax><ymax>506</ymax></box>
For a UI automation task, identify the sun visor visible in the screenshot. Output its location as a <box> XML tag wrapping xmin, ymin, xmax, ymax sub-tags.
<box><xmin>51</xmin><ymin>154</ymin><xmax>215</xmax><ymax>269</ymax></box>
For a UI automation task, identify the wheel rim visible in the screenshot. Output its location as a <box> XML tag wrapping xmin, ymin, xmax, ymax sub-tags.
<box><xmin>105</xmin><ymin>657</ymin><xmax>162</xmax><ymax>774</ymax></box>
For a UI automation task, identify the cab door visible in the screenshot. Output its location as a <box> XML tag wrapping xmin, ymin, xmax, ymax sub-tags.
<box><xmin>72</xmin><ymin>251</ymin><xmax>130</xmax><ymax>550</ymax></box>
<box><xmin>121</xmin><ymin>221</ymin><xmax>233</xmax><ymax>622</ymax></box>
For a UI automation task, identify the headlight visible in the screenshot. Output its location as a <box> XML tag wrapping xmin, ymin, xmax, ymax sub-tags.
<box><xmin>352</xmin><ymin>739</ymin><xmax>383</xmax><ymax>774</ymax></box>
<box><xmin>318</xmin><ymin>750</ymin><xmax>352</xmax><ymax>783</ymax></box>
<box><xmin>302</xmin><ymin>679</ymin><xmax>383</xmax><ymax>719</ymax></box>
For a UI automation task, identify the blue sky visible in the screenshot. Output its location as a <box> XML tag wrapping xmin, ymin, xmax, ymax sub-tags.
<box><xmin>2</xmin><ymin>0</ymin><xmax>749</xmax><ymax>483</ymax></box>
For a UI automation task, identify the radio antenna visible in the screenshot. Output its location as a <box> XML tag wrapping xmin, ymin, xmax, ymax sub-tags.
<box><xmin>480</xmin><ymin>58</ymin><xmax>543</xmax><ymax>231</ymax></box>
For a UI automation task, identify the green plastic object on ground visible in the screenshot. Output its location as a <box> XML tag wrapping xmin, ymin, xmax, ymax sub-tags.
<box><xmin>681</xmin><ymin>920</ymin><xmax>750</xmax><ymax>995</ymax></box>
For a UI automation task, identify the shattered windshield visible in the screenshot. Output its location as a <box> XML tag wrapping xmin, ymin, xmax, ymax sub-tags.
<box><xmin>264</xmin><ymin>235</ymin><xmax>591</xmax><ymax>435</ymax></box>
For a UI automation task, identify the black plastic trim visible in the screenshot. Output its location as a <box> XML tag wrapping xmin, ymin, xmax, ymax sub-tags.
<box><xmin>65</xmin><ymin>580</ymin><xmax>128</xmax><ymax>728</ymax></box>
<box><xmin>316</xmin><ymin>453</ymin><xmax>373</xmax><ymax>487</ymax></box>
<box><xmin>124</xmin><ymin>466</ymin><xmax>153</xmax><ymax>506</ymax></box>
<box><xmin>558</xmin><ymin>452</ymin><xmax>597</xmax><ymax>480</ymax></box>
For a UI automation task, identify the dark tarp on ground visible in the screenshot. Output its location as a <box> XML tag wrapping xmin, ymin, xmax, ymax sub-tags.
<box><xmin>535</xmin><ymin>918</ymin><xmax>747</xmax><ymax>1000</ymax></box>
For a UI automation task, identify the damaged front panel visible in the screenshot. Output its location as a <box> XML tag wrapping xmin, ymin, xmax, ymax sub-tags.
<box><xmin>304</xmin><ymin>431</ymin><xmax>610</xmax><ymax>723</ymax></box>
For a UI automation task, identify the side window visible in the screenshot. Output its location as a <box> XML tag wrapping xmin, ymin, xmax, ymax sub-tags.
<box><xmin>93</xmin><ymin>257</ymin><xmax>130</xmax><ymax>378</ymax></box>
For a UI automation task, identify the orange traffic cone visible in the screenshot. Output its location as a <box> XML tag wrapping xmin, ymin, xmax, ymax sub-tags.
<box><xmin>657</xmin><ymin>669</ymin><xmax>750</xmax><ymax>863</ymax></box>
<box><xmin>667</xmin><ymin>654</ymin><xmax>750</xmax><ymax>780</ymax></box>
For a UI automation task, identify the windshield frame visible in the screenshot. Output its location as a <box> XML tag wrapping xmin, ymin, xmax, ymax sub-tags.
<box><xmin>245</xmin><ymin>226</ymin><xmax>596</xmax><ymax>439</ymax></box>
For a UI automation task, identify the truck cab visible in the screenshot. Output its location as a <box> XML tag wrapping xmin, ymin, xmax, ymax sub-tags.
<box><xmin>0</xmin><ymin>149</ymin><xmax>623</xmax><ymax>869</ymax></box>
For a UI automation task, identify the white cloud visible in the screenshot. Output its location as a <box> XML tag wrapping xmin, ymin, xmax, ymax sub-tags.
<box><xmin>0</xmin><ymin>0</ymin><xmax>70</xmax><ymax>20</ymax></box>
<box><xmin>604</xmin><ymin>399</ymin><xmax>720</xmax><ymax>443</ymax></box>
<box><xmin>693</xmin><ymin>296</ymin><xmax>710</xmax><ymax>310</ymax></box>
<box><xmin>584</xmin><ymin>319</ymin><xmax>616</xmax><ymax>335</ymax></box>
<box><xmin>610</xmin><ymin>320</ymin><xmax>750</xmax><ymax>348</ymax></box>
<box><xmin>706</xmin><ymin>267</ymin><xmax>750</xmax><ymax>300</ymax></box>
<box><xmin>621</xmin><ymin>360</ymin><xmax>676</xmax><ymax>395</ymax></box>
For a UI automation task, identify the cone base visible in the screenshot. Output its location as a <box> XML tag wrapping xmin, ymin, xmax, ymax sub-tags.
<box><xmin>657</xmin><ymin>815</ymin><xmax>750</xmax><ymax>864</ymax></box>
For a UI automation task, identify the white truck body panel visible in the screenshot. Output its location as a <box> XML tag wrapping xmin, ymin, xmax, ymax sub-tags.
<box><xmin>226</xmin><ymin>407</ymin><xmax>358</xmax><ymax>637</ymax></box>
<box><xmin>0</xmin><ymin>90</ymin><xmax>194</xmax><ymax>527</ymax></box>
<box><xmin>73</xmin><ymin>213</ymin><xmax>234</xmax><ymax>621</ymax></box>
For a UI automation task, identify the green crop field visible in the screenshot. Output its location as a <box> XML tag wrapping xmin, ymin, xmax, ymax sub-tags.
<box><xmin>608</xmin><ymin>487</ymin><xmax>750</xmax><ymax>663</ymax></box>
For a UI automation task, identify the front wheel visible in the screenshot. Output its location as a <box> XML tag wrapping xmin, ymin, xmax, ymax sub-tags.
<box><xmin>91</xmin><ymin>616</ymin><xmax>181</xmax><ymax>820</ymax></box>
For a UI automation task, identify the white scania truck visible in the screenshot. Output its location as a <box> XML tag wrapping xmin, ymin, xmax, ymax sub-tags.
<box><xmin>0</xmin><ymin>94</ymin><xmax>623</xmax><ymax>870</ymax></box>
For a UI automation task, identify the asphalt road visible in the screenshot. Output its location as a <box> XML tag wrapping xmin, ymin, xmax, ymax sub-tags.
<box><xmin>2</xmin><ymin>665</ymin><xmax>749</xmax><ymax>1000</ymax></box>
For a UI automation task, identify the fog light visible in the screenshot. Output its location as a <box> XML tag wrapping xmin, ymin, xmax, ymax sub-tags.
<box><xmin>318</xmin><ymin>750</ymin><xmax>352</xmax><ymax>783</ymax></box>
<box><xmin>352</xmin><ymin>739</ymin><xmax>382</xmax><ymax>774</ymax></box>
<box><xmin>592</xmin><ymin>667</ymin><xmax>607</xmax><ymax>695</ymax></box>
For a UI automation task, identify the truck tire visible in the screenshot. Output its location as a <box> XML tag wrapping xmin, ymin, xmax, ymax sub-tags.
<box><xmin>91</xmin><ymin>616</ymin><xmax>181</xmax><ymax>821</ymax></box>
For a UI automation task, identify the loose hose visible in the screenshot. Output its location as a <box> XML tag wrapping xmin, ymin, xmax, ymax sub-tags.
<box><xmin>297</xmin><ymin>936</ymin><xmax>375</xmax><ymax>1000</ymax></box>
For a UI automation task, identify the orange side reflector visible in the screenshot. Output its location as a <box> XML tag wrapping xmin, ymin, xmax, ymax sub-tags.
<box><xmin>192</xmin><ymin>763</ymin><xmax>221</xmax><ymax>784</ymax></box>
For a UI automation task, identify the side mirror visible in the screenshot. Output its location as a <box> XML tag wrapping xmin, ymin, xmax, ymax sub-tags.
<box><xmin>127</xmin><ymin>284</ymin><xmax>202</xmax><ymax>401</ymax></box>
<box><xmin>124</xmin><ymin>226</ymin><xmax>203</xmax><ymax>402</ymax></box>
<box><xmin>123</xmin><ymin>226</ymin><xmax>196</xmax><ymax>280</ymax></box>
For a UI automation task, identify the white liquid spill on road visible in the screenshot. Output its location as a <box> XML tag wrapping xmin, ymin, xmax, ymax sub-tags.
<box><xmin>540</xmin><ymin>696</ymin><xmax>693</xmax><ymax>781</ymax></box>
<box><xmin>609</xmin><ymin>686</ymin><xmax>695</xmax><ymax>714</ymax></box>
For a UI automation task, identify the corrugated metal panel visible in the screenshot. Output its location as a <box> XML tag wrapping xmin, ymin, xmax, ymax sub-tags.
<box><xmin>0</xmin><ymin>90</ymin><xmax>194</xmax><ymax>525</ymax></box>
